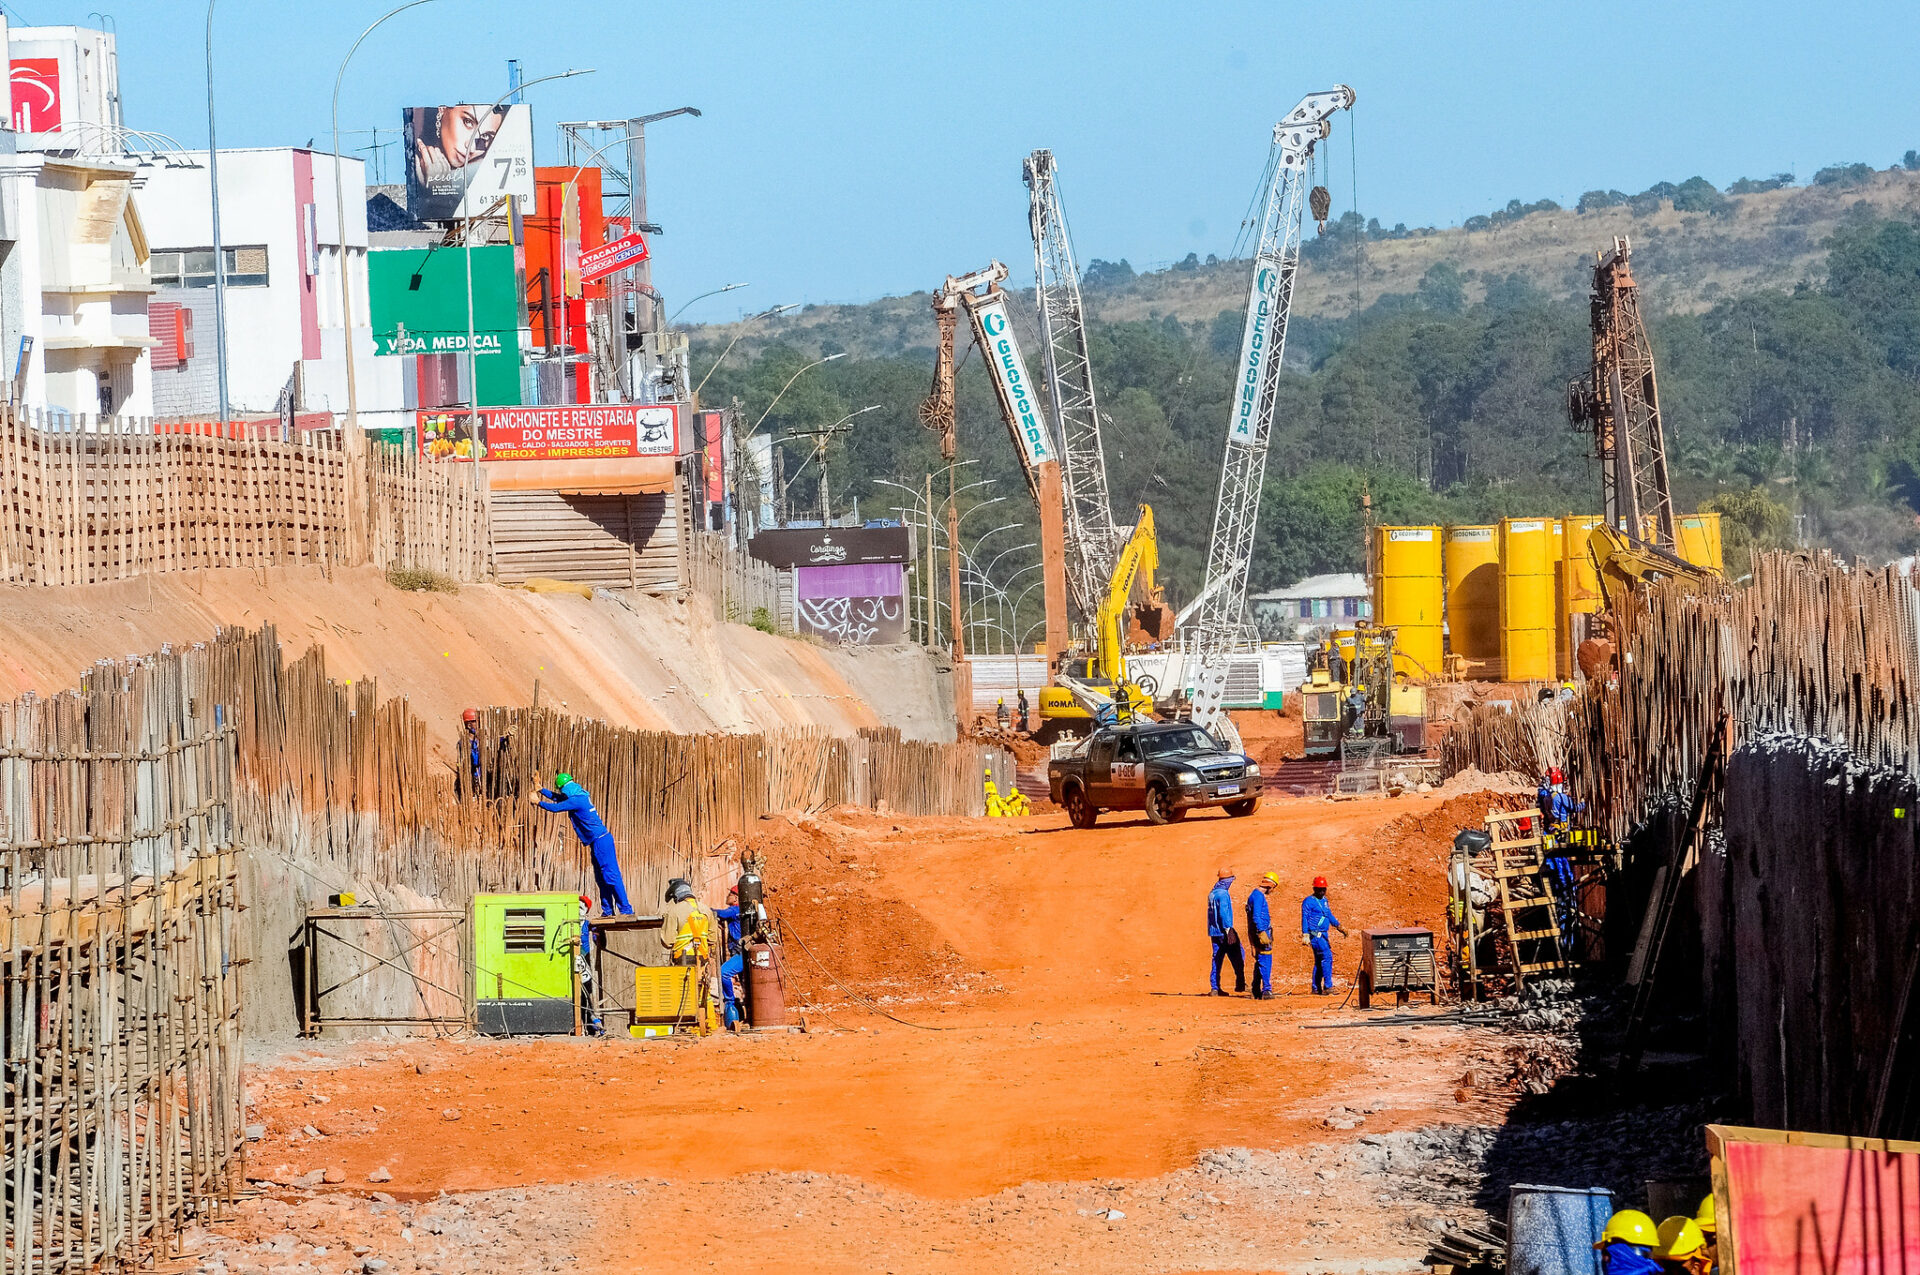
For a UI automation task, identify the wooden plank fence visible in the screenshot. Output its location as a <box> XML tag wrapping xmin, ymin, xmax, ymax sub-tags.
<box><xmin>0</xmin><ymin>650</ymin><xmax>245</xmax><ymax>1273</ymax></box>
<box><xmin>368</xmin><ymin>443</ymin><xmax>490</xmax><ymax>581</ymax></box>
<box><xmin>686</xmin><ymin>530</ymin><xmax>786</xmax><ymax>630</ymax></box>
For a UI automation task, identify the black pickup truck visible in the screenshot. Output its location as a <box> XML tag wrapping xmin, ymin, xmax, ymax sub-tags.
<box><xmin>1048</xmin><ymin>721</ymin><xmax>1262</xmax><ymax>828</ymax></box>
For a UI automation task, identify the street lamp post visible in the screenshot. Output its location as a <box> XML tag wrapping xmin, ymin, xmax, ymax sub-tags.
<box><xmin>332</xmin><ymin>0</ymin><xmax>443</xmax><ymax>440</ymax></box>
<box><xmin>458</xmin><ymin>69</ymin><xmax>595</xmax><ymax>425</ymax></box>
<box><xmin>203</xmin><ymin>0</ymin><xmax>229</xmax><ymax>426</ymax></box>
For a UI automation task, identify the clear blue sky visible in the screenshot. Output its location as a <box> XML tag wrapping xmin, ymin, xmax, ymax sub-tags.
<box><xmin>32</xmin><ymin>0</ymin><xmax>1920</xmax><ymax>322</ymax></box>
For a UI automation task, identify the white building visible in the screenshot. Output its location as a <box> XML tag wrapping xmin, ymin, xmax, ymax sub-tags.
<box><xmin>0</xmin><ymin>151</ymin><xmax>155</xmax><ymax>417</ymax></box>
<box><xmin>134</xmin><ymin>148</ymin><xmax>399</xmax><ymax>423</ymax></box>
<box><xmin>1249</xmin><ymin>572</ymin><xmax>1373</xmax><ymax>638</ymax></box>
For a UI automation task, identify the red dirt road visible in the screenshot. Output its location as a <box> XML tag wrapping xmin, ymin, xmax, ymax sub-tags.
<box><xmin>219</xmin><ymin>793</ymin><xmax>1505</xmax><ymax>1273</ymax></box>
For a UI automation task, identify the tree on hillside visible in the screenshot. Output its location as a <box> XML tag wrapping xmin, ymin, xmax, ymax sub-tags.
<box><xmin>1672</xmin><ymin>176</ymin><xmax>1731</xmax><ymax>216</ymax></box>
<box><xmin>1082</xmin><ymin>258</ymin><xmax>1135</xmax><ymax>288</ymax></box>
<box><xmin>1726</xmin><ymin>173</ymin><xmax>1794</xmax><ymax>194</ymax></box>
<box><xmin>1813</xmin><ymin>162</ymin><xmax>1875</xmax><ymax>188</ymax></box>
<box><xmin>1416</xmin><ymin>262</ymin><xmax>1467</xmax><ymax>314</ymax></box>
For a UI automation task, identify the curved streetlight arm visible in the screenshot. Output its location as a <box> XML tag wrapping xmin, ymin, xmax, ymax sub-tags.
<box><xmin>669</xmin><ymin>282</ymin><xmax>748</xmax><ymax>326</ymax></box>
<box><xmin>692</xmin><ymin>303</ymin><xmax>798</xmax><ymax>402</ymax></box>
<box><xmin>749</xmin><ymin>352</ymin><xmax>847</xmax><ymax>433</ymax></box>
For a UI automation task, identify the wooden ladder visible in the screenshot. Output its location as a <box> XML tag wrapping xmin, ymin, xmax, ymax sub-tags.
<box><xmin>1484</xmin><ymin>809</ymin><xmax>1570</xmax><ymax>989</ymax></box>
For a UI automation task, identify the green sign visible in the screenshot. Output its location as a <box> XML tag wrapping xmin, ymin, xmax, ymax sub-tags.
<box><xmin>368</xmin><ymin>244</ymin><xmax>522</xmax><ymax>407</ymax></box>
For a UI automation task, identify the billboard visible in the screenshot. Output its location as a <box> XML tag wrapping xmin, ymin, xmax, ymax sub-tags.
<box><xmin>418</xmin><ymin>403</ymin><xmax>679</xmax><ymax>462</ymax></box>
<box><xmin>970</xmin><ymin>297</ymin><xmax>1052</xmax><ymax>467</ymax></box>
<box><xmin>9</xmin><ymin>58</ymin><xmax>58</xmax><ymax>133</ymax></box>
<box><xmin>748</xmin><ymin>526</ymin><xmax>912</xmax><ymax>569</ymax></box>
<box><xmin>402</xmin><ymin>102</ymin><xmax>534</xmax><ymax>222</ymax></box>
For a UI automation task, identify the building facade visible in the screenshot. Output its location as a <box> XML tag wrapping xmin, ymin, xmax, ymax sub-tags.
<box><xmin>0</xmin><ymin>151</ymin><xmax>155</xmax><ymax>417</ymax></box>
<box><xmin>134</xmin><ymin>148</ymin><xmax>392</xmax><ymax>423</ymax></box>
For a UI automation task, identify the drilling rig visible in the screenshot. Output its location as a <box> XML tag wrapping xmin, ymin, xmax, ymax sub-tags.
<box><xmin>1186</xmin><ymin>86</ymin><xmax>1355</xmax><ymax>746</ymax></box>
<box><xmin>921</xmin><ymin>263</ymin><xmax>1071</xmax><ymax>665</ymax></box>
<box><xmin>1567</xmin><ymin>236</ymin><xmax>1716</xmax><ymax>675</ymax></box>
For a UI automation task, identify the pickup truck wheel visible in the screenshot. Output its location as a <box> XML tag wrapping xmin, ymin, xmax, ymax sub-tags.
<box><xmin>1144</xmin><ymin>785</ymin><xmax>1184</xmax><ymax>825</ymax></box>
<box><xmin>1225</xmin><ymin>797</ymin><xmax>1260</xmax><ymax>818</ymax></box>
<box><xmin>1064</xmin><ymin>785</ymin><xmax>1098</xmax><ymax>829</ymax></box>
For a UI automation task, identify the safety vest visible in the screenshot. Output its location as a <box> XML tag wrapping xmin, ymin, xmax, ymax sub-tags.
<box><xmin>672</xmin><ymin>902</ymin><xmax>713</xmax><ymax>961</ymax></box>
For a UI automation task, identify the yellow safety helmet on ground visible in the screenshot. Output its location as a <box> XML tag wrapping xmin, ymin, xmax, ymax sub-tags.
<box><xmin>1694</xmin><ymin>1194</ymin><xmax>1716</xmax><ymax>1235</ymax></box>
<box><xmin>1653</xmin><ymin>1217</ymin><xmax>1707</xmax><ymax>1261</ymax></box>
<box><xmin>1595</xmin><ymin>1210</ymin><xmax>1658</xmax><ymax>1250</ymax></box>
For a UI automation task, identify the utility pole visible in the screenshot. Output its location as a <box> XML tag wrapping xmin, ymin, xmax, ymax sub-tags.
<box><xmin>946</xmin><ymin>461</ymin><xmax>964</xmax><ymax>659</ymax></box>
<box><xmin>925</xmin><ymin>471</ymin><xmax>936</xmax><ymax>647</ymax></box>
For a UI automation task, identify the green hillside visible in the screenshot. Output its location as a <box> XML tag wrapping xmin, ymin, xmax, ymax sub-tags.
<box><xmin>692</xmin><ymin>164</ymin><xmax>1920</xmax><ymax>635</ymax></box>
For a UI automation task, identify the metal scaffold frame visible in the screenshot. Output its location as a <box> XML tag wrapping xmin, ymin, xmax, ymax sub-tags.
<box><xmin>1024</xmin><ymin>149</ymin><xmax>1118</xmax><ymax>620</ymax></box>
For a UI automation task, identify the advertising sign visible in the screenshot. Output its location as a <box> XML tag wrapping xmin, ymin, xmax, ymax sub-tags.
<box><xmin>748</xmin><ymin>526</ymin><xmax>912</xmax><ymax>569</ymax></box>
<box><xmin>969</xmin><ymin>297</ymin><xmax>1052</xmax><ymax>467</ymax></box>
<box><xmin>402</xmin><ymin>102</ymin><xmax>535</xmax><ymax>222</ymax></box>
<box><xmin>796</xmin><ymin>564</ymin><xmax>907</xmax><ymax>646</ymax></box>
<box><xmin>418</xmin><ymin>403</ymin><xmax>679</xmax><ymax>462</ymax></box>
<box><xmin>579</xmin><ymin>231</ymin><xmax>650</xmax><ymax>286</ymax></box>
<box><xmin>9</xmin><ymin>58</ymin><xmax>59</xmax><ymax>134</ymax></box>
<box><xmin>1229</xmin><ymin>260</ymin><xmax>1288</xmax><ymax>445</ymax></box>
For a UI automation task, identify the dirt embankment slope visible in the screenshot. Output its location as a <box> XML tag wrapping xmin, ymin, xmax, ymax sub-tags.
<box><xmin>0</xmin><ymin>565</ymin><xmax>951</xmax><ymax>748</ymax></box>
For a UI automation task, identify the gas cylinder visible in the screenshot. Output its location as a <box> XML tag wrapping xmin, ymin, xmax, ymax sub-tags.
<box><xmin>744</xmin><ymin>942</ymin><xmax>786</xmax><ymax>1028</ymax></box>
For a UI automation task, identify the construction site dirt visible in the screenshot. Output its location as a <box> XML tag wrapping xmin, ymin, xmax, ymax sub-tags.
<box><xmin>195</xmin><ymin>792</ymin><xmax>1703</xmax><ymax>1275</ymax></box>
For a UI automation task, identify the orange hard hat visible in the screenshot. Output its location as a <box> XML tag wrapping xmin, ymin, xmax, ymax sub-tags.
<box><xmin>1312</xmin><ymin>876</ymin><xmax>1329</xmax><ymax>890</ymax></box>
<box><xmin>462</xmin><ymin>708</ymin><xmax>479</xmax><ymax>723</ymax></box>
<box><xmin>1217</xmin><ymin>865</ymin><xmax>1234</xmax><ymax>880</ymax></box>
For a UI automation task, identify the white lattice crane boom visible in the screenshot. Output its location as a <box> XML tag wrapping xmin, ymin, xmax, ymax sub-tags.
<box><xmin>1187</xmin><ymin>85</ymin><xmax>1355</xmax><ymax>735</ymax></box>
<box><xmin>1024</xmin><ymin>148</ymin><xmax>1119</xmax><ymax>621</ymax></box>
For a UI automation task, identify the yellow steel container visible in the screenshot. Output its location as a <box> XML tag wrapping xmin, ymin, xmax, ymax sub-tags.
<box><xmin>1499</xmin><ymin>518</ymin><xmax>1556</xmax><ymax>682</ymax></box>
<box><xmin>1558</xmin><ymin>515</ymin><xmax>1603</xmax><ymax>679</ymax></box>
<box><xmin>1372</xmin><ymin>525</ymin><xmax>1444</xmax><ymax>680</ymax></box>
<box><xmin>1675</xmin><ymin>512</ymin><xmax>1724</xmax><ymax>572</ymax></box>
<box><xmin>1444</xmin><ymin>525</ymin><xmax>1500</xmax><ymax>676</ymax></box>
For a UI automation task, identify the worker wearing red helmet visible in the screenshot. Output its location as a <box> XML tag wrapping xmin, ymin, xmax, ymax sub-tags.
<box><xmin>462</xmin><ymin>709</ymin><xmax>485</xmax><ymax>795</ymax></box>
<box><xmin>1300</xmin><ymin>875</ymin><xmax>1348</xmax><ymax>995</ymax></box>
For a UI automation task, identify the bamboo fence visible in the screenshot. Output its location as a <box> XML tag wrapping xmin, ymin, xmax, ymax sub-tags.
<box><xmin>686</xmin><ymin>531</ymin><xmax>786</xmax><ymax>630</ymax></box>
<box><xmin>1442</xmin><ymin>551</ymin><xmax>1920</xmax><ymax>839</ymax></box>
<box><xmin>197</xmin><ymin>628</ymin><xmax>1003</xmax><ymax>911</ymax></box>
<box><xmin>368</xmin><ymin>443</ymin><xmax>491</xmax><ymax>582</ymax></box>
<box><xmin>0</xmin><ymin>411</ymin><xmax>493</xmax><ymax>588</ymax></box>
<box><xmin>0</xmin><ymin>650</ymin><xmax>244</xmax><ymax>1273</ymax></box>
<box><xmin>0</xmin><ymin>410</ymin><xmax>347</xmax><ymax>586</ymax></box>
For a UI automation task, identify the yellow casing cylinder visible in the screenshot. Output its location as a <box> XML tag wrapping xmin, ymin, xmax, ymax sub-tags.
<box><xmin>1372</xmin><ymin>525</ymin><xmax>1444</xmax><ymax>680</ymax></box>
<box><xmin>1444</xmin><ymin>526</ymin><xmax>1500</xmax><ymax>675</ymax></box>
<box><xmin>1675</xmin><ymin>513</ymin><xmax>1723</xmax><ymax>572</ymax></box>
<box><xmin>1499</xmin><ymin>518</ymin><xmax>1556</xmax><ymax>682</ymax></box>
<box><xmin>1558</xmin><ymin>515</ymin><xmax>1603</xmax><ymax>681</ymax></box>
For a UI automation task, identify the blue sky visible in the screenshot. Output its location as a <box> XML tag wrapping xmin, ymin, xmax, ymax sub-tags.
<box><xmin>30</xmin><ymin>1</ymin><xmax>1920</xmax><ymax>322</ymax></box>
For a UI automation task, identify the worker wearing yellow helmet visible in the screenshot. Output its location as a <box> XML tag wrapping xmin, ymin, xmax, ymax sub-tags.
<box><xmin>1653</xmin><ymin>1216</ymin><xmax>1712</xmax><ymax>1275</ymax></box>
<box><xmin>1694</xmin><ymin>1195</ymin><xmax>1717</xmax><ymax>1270</ymax></box>
<box><xmin>1593</xmin><ymin>1210</ymin><xmax>1663</xmax><ymax>1275</ymax></box>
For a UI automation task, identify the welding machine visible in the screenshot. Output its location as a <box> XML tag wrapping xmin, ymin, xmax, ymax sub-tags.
<box><xmin>473</xmin><ymin>893</ymin><xmax>580</xmax><ymax>1035</ymax></box>
<box><xmin>1358</xmin><ymin>927</ymin><xmax>1437</xmax><ymax>1008</ymax></box>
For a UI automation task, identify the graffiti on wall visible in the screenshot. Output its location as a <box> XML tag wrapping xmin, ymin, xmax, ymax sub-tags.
<box><xmin>797</xmin><ymin>595</ymin><xmax>905</xmax><ymax>646</ymax></box>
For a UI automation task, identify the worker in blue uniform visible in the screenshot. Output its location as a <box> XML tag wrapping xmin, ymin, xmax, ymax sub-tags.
<box><xmin>1301</xmin><ymin>875</ymin><xmax>1348</xmax><ymax>995</ymax></box>
<box><xmin>715</xmin><ymin>885</ymin><xmax>745</xmax><ymax>1028</ymax></box>
<box><xmin>531</xmin><ymin>773</ymin><xmax>633</xmax><ymax>917</ymax></box>
<box><xmin>1245</xmin><ymin>872</ymin><xmax>1279</xmax><ymax>999</ymax></box>
<box><xmin>1207</xmin><ymin>867</ymin><xmax>1245</xmax><ymax>996</ymax></box>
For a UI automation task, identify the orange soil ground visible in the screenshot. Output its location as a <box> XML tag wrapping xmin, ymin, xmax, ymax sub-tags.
<box><xmin>208</xmin><ymin>792</ymin><xmax>1520</xmax><ymax>1274</ymax></box>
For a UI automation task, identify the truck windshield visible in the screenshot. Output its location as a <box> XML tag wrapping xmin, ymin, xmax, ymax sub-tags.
<box><xmin>1140</xmin><ymin>727</ymin><xmax>1218</xmax><ymax>757</ymax></box>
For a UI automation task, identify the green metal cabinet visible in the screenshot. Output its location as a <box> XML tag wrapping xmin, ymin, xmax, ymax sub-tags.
<box><xmin>473</xmin><ymin>892</ymin><xmax>578</xmax><ymax>1035</ymax></box>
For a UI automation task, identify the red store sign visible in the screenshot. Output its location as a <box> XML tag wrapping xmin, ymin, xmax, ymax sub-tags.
<box><xmin>418</xmin><ymin>404</ymin><xmax>679</xmax><ymax>462</ymax></box>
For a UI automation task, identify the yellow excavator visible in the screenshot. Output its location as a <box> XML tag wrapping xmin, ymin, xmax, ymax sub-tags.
<box><xmin>1035</xmin><ymin>505</ymin><xmax>1164</xmax><ymax>736</ymax></box>
<box><xmin>1576</xmin><ymin>524</ymin><xmax>1720</xmax><ymax>679</ymax></box>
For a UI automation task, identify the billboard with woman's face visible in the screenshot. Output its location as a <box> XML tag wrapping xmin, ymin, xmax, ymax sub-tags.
<box><xmin>402</xmin><ymin>102</ymin><xmax>534</xmax><ymax>222</ymax></box>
